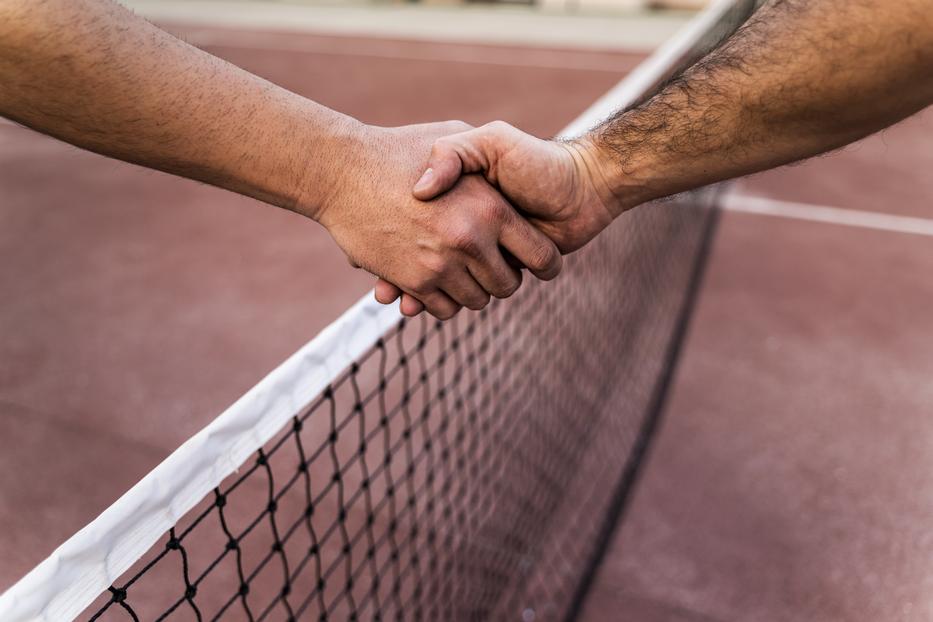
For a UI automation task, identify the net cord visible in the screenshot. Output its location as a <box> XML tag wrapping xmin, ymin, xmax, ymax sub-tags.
<box><xmin>562</xmin><ymin>0</ymin><xmax>759</xmax><ymax>616</ymax></box>
<box><xmin>562</xmin><ymin>189</ymin><xmax>724</xmax><ymax>622</ymax></box>
<box><xmin>0</xmin><ymin>2</ymin><xmax>747</xmax><ymax>619</ymax></box>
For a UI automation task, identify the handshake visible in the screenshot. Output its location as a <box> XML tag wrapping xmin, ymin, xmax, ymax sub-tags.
<box><xmin>310</xmin><ymin>119</ymin><xmax>637</xmax><ymax>320</ymax></box>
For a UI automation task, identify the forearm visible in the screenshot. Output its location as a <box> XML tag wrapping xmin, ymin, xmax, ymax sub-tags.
<box><xmin>586</xmin><ymin>0</ymin><xmax>933</xmax><ymax>213</ymax></box>
<box><xmin>0</xmin><ymin>0</ymin><xmax>357</xmax><ymax>218</ymax></box>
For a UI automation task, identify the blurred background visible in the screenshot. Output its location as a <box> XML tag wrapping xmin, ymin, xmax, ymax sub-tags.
<box><xmin>3</xmin><ymin>1</ymin><xmax>933</xmax><ymax>621</ymax></box>
<box><xmin>130</xmin><ymin>0</ymin><xmax>712</xmax><ymax>12</ymax></box>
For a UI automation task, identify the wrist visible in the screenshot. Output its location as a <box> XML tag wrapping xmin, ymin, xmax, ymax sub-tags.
<box><xmin>288</xmin><ymin>112</ymin><xmax>369</xmax><ymax>225</ymax></box>
<box><xmin>229</xmin><ymin>91</ymin><xmax>369</xmax><ymax>224</ymax></box>
<box><xmin>569</xmin><ymin>131</ymin><xmax>661</xmax><ymax>217</ymax></box>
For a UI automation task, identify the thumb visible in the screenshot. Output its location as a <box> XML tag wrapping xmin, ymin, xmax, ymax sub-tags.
<box><xmin>412</xmin><ymin>141</ymin><xmax>465</xmax><ymax>200</ymax></box>
<box><xmin>412</xmin><ymin>125</ymin><xmax>501</xmax><ymax>200</ymax></box>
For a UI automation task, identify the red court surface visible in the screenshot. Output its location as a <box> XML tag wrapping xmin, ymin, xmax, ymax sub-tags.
<box><xmin>2</xmin><ymin>25</ymin><xmax>933</xmax><ymax>622</ymax></box>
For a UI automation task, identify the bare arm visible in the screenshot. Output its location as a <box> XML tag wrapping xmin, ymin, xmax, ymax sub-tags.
<box><xmin>587</xmin><ymin>0</ymin><xmax>933</xmax><ymax>212</ymax></box>
<box><xmin>0</xmin><ymin>0</ymin><xmax>561</xmax><ymax>319</ymax></box>
<box><xmin>379</xmin><ymin>0</ymin><xmax>933</xmax><ymax>312</ymax></box>
<box><xmin>0</xmin><ymin>0</ymin><xmax>338</xmax><ymax>213</ymax></box>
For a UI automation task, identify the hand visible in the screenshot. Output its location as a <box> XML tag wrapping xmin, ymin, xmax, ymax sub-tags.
<box><xmin>374</xmin><ymin>121</ymin><xmax>624</xmax><ymax>314</ymax></box>
<box><xmin>414</xmin><ymin>121</ymin><xmax>623</xmax><ymax>252</ymax></box>
<box><xmin>305</xmin><ymin>121</ymin><xmax>563</xmax><ymax>320</ymax></box>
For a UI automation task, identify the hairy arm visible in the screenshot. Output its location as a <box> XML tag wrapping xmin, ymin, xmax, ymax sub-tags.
<box><xmin>587</xmin><ymin>0</ymin><xmax>933</xmax><ymax>212</ymax></box>
<box><xmin>0</xmin><ymin>0</ymin><xmax>561</xmax><ymax>319</ymax></box>
<box><xmin>382</xmin><ymin>0</ymin><xmax>933</xmax><ymax>312</ymax></box>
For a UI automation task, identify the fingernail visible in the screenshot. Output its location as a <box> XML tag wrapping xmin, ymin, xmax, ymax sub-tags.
<box><xmin>413</xmin><ymin>168</ymin><xmax>434</xmax><ymax>193</ymax></box>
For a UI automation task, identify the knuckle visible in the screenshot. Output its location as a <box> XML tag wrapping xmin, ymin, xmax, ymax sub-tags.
<box><xmin>420</xmin><ymin>253</ymin><xmax>448</xmax><ymax>279</ymax></box>
<box><xmin>431</xmin><ymin>305</ymin><xmax>459</xmax><ymax>321</ymax></box>
<box><xmin>409</xmin><ymin>276</ymin><xmax>435</xmax><ymax>297</ymax></box>
<box><xmin>493</xmin><ymin>273</ymin><xmax>521</xmax><ymax>299</ymax></box>
<box><xmin>443</xmin><ymin>119</ymin><xmax>472</xmax><ymax>133</ymax></box>
<box><xmin>528</xmin><ymin>243</ymin><xmax>560</xmax><ymax>274</ymax></box>
<box><xmin>502</xmin><ymin>281</ymin><xmax>520</xmax><ymax>299</ymax></box>
<box><xmin>411</xmin><ymin>284</ymin><xmax>432</xmax><ymax>298</ymax></box>
<box><xmin>485</xmin><ymin>120</ymin><xmax>512</xmax><ymax>135</ymax></box>
<box><xmin>448</xmin><ymin>228</ymin><xmax>483</xmax><ymax>258</ymax></box>
<box><xmin>465</xmin><ymin>293</ymin><xmax>491</xmax><ymax>311</ymax></box>
<box><xmin>430</xmin><ymin>139</ymin><xmax>450</xmax><ymax>158</ymax></box>
<box><xmin>479</xmin><ymin>199</ymin><xmax>509</xmax><ymax>227</ymax></box>
<box><xmin>442</xmin><ymin>217</ymin><xmax>484</xmax><ymax>255</ymax></box>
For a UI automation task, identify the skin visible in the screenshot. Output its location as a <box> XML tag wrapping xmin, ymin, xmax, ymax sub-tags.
<box><xmin>0</xmin><ymin>0</ymin><xmax>562</xmax><ymax>320</ymax></box>
<box><xmin>377</xmin><ymin>0</ymin><xmax>933</xmax><ymax>313</ymax></box>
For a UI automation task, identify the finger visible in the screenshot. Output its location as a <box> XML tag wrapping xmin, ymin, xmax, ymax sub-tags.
<box><xmin>417</xmin><ymin>290</ymin><xmax>462</xmax><ymax>321</ymax></box>
<box><xmin>442</xmin><ymin>268</ymin><xmax>491</xmax><ymax>311</ymax></box>
<box><xmin>374</xmin><ymin>279</ymin><xmax>403</xmax><ymax>304</ymax></box>
<box><xmin>399</xmin><ymin>293</ymin><xmax>425</xmax><ymax>316</ymax></box>
<box><xmin>375</xmin><ymin>278</ymin><xmax>459</xmax><ymax>318</ymax></box>
<box><xmin>468</xmin><ymin>250</ymin><xmax>523</xmax><ymax>300</ymax></box>
<box><xmin>412</xmin><ymin>125</ymin><xmax>506</xmax><ymax>201</ymax></box>
<box><xmin>499</xmin><ymin>210</ymin><xmax>563</xmax><ymax>281</ymax></box>
<box><xmin>374</xmin><ymin>279</ymin><xmax>426</xmax><ymax>317</ymax></box>
<box><xmin>412</xmin><ymin>160</ymin><xmax>463</xmax><ymax>201</ymax></box>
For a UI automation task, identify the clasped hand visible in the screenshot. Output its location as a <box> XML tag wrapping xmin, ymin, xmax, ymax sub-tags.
<box><xmin>313</xmin><ymin>120</ymin><xmax>622</xmax><ymax>320</ymax></box>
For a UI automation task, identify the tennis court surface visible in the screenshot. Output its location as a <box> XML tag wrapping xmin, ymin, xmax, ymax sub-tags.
<box><xmin>3</xmin><ymin>2</ymin><xmax>933</xmax><ymax>621</ymax></box>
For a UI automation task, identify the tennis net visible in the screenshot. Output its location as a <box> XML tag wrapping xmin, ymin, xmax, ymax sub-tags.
<box><xmin>0</xmin><ymin>1</ymin><xmax>760</xmax><ymax>620</ymax></box>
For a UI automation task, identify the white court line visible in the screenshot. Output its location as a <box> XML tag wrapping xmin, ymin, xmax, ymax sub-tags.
<box><xmin>721</xmin><ymin>193</ymin><xmax>933</xmax><ymax>238</ymax></box>
<box><xmin>0</xmin><ymin>4</ymin><xmax>743</xmax><ymax>620</ymax></box>
<box><xmin>186</xmin><ymin>32</ymin><xmax>632</xmax><ymax>73</ymax></box>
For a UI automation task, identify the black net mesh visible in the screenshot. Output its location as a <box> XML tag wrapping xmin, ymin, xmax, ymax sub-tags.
<box><xmin>76</xmin><ymin>3</ymin><xmax>761</xmax><ymax>620</ymax></box>
<box><xmin>83</xmin><ymin>190</ymin><xmax>717</xmax><ymax>622</ymax></box>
